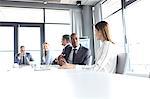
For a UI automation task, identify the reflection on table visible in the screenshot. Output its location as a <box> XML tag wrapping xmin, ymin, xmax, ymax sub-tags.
<box><xmin>8</xmin><ymin>64</ymin><xmax>80</xmax><ymax>72</ymax></box>
<box><xmin>7</xmin><ymin>64</ymin><xmax>60</xmax><ymax>72</ymax></box>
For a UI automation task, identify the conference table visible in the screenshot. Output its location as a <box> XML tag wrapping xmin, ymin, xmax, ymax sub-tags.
<box><xmin>0</xmin><ymin>65</ymin><xmax>150</xmax><ymax>99</ymax></box>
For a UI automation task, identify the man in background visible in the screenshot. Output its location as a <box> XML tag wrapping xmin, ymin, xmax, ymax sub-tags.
<box><xmin>52</xmin><ymin>34</ymin><xmax>71</xmax><ymax>64</ymax></box>
<box><xmin>14</xmin><ymin>46</ymin><xmax>34</xmax><ymax>65</ymax></box>
<box><xmin>61</xmin><ymin>34</ymin><xmax>71</xmax><ymax>54</ymax></box>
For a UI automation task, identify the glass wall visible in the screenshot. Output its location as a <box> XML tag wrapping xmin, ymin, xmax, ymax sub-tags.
<box><xmin>0</xmin><ymin>27</ymin><xmax>14</xmax><ymax>71</ymax></box>
<box><xmin>102</xmin><ymin>0</ymin><xmax>121</xmax><ymax>18</ymax></box>
<box><xmin>125</xmin><ymin>0</ymin><xmax>150</xmax><ymax>72</ymax></box>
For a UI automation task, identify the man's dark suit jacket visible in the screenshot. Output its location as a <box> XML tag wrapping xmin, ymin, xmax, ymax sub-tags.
<box><xmin>52</xmin><ymin>44</ymin><xmax>72</xmax><ymax>65</ymax></box>
<box><xmin>62</xmin><ymin>44</ymin><xmax>91</xmax><ymax>65</ymax></box>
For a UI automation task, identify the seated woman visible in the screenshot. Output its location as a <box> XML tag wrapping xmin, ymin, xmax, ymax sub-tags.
<box><xmin>58</xmin><ymin>21</ymin><xmax>117</xmax><ymax>73</ymax></box>
<box><xmin>41</xmin><ymin>42</ymin><xmax>54</xmax><ymax>65</ymax></box>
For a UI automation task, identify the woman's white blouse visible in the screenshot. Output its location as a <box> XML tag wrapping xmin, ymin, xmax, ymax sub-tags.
<box><xmin>76</xmin><ymin>41</ymin><xmax>117</xmax><ymax>73</ymax></box>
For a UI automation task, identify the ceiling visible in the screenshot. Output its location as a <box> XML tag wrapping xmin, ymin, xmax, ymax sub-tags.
<box><xmin>0</xmin><ymin>0</ymin><xmax>101</xmax><ymax>5</ymax></box>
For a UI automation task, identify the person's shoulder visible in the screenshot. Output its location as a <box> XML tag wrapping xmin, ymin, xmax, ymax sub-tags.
<box><xmin>106</xmin><ymin>41</ymin><xmax>117</xmax><ymax>54</ymax></box>
<box><xmin>15</xmin><ymin>53</ymin><xmax>20</xmax><ymax>56</ymax></box>
<box><xmin>80</xmin><ymin>45</ymin><xmax>89</xmax><ymax>51</ymax></box>
<box><xmin>65</xmin><ymin>45</ymin><xmax>72</xmax><ymax>50</ymax></box>
<box><xmin>62</xmin><ymin>45</ymin><xmax>72</xmax><ymax>54</ymax></box>
<box><xmin>26</xmin><ymin>52</ymin><xmax>31</xmax><ymax>55</ymax></box>
<box><xmin>47</xmin><ymin>50</ymin><xmax>51</xmax><ymax>54</ymax></box>
<box><xmin>109</xmin><ymin>41</ymin><xmax>116</xmax><ymax>47</ymax></box>
<box><xmin>79</xmin><ymin>46</ymin><xmax>91</xmax><ymax>55</ymax></box>
<box><xmin>104</xmin><ymin>41</ymin><xmax>115</xmax><ymax>46</ymax></box>
<box><xmin>66</xmin><ymin>44</ymin><xmax>72</xmax><ymax>48</ymax></box>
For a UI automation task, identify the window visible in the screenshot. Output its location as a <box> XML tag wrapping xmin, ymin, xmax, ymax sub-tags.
<box><xmin>45</xmin><ymin>9</ymin><xmax>71</xmax><ymax>24</ymax></box>
<box><xmin>125</xmin><ymin>0</ymin><xmax>150</xmax><ymax>72</ymax></box>
<box><xmin>102</xmin><ymin>0</ymin><xmax>121</xmax><ymax>18</ymax></box>
<box><xmin>0</xmin><ymin>27</ymin><xmax>14</xmax><ymax>71</ymax></box>
<box><xmin>0</xmin><ymin>7</ymin><xmax>43</xmax><ymax>23</ymax></box>
<box><xmin>104</xmin><ymin>10</ymin><xmax>125</xmax><ymax>53</ymax></box>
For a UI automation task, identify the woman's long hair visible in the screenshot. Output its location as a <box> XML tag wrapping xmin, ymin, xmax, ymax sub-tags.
<box><xmin>95</xmin><ymin>21</ymin><xmax>114</xmax><ymax>43</ymax></box>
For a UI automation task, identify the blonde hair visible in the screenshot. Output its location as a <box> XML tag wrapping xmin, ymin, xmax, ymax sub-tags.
<box><xmin>95</xmin><ymin>21</ymin><xmax>114</xmax><ymax>43</ymax></box>
<box><xmin>42</xmin><ymin>42</ymin><xmax>49</xmax><ymax>52</ymax></box>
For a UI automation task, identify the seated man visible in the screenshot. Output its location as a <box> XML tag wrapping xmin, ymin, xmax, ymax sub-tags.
<box><xmin>52</xmin><ymin>34</ymin><xmax>71</xmax><ymax>64</ymax></box>
<box><xmin>14</xmin><ymin>46</ymin><xmax>34</xmax><ymax>65</ymax></box>
<box><xmin>41</xmin><ymin>42</ymin><xmax>54</xmax><ymax>65</ymax></box>
<box><xmin>61</xmin><ymin>34</ymin><xmax>71</xmax><ymax>52</ymax></box>
<box><xmin>62</xmin><ymin>33</ymin><xmax>91</xmax><ymax>65</ymax></box>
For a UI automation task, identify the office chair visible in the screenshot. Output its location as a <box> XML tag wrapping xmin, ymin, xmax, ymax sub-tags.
<box><xmin>89</xmin><ymin>56</ymin><xmax>93</xmax><ymax>65</ymax></box>
<box><xmin>116</xmin><ymin>53</ymin><xmax>127</xmax><ymax>74</ymax></box>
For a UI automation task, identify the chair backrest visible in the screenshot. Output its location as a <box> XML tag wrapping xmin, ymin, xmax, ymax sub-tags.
<box><xmin>89</xmin><ymin>56</ymin><xmax>93</xmax><ymax>65</ymax></box>
<box><xmin>116</xmin><ymin>53</ymin><xmax>127</xmax><ymax>74</ymax></box>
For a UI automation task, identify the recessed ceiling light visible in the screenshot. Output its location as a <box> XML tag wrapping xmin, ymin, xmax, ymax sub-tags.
<box><xmin>43</xmin><ymin>1</ymin><xmax>48</xmax><ymax>4</ymax></box>
<box><xmin>76</xmin><ymin>1</ymin><xmax>81</xmax><ymax>6</ymax></box>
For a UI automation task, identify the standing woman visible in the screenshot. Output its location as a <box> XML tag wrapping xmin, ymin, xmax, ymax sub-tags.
<box><xmin>59</xmin><ymin>21</ymin><xmax>117</xmax><ymax>73</ymax></box>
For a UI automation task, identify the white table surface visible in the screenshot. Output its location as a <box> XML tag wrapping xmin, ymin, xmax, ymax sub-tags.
<box><xmin>0</xmin><ymin>69</ymin><xmax>150</xmax><ymax>99</ymax></box>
